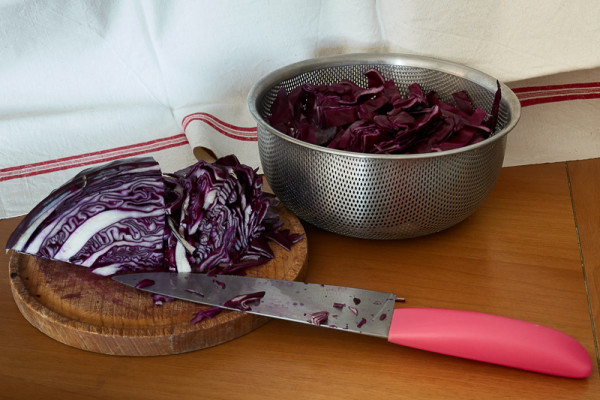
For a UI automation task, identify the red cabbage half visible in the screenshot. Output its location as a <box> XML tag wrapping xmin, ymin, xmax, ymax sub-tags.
<box><xmin>5</xmin><ymin>157</ymin><xmax>166</xmax><ymax>276</ymax></box>
<box><xmin>267</xmin><ymin>68</ymin><xmax>501</xmax><ymax>154</ymax></box>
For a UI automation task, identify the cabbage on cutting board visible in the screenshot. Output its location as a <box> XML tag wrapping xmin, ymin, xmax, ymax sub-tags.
<box><xmin>6</xmin><ymin>155</ymin><xmax>303</xmax><ymax>277</ymax></box>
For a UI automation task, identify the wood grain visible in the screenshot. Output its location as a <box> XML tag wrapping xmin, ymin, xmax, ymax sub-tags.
<box><xmin>1</xmin><ymin>162</ymin><xmax>600</xmax><ymax>399</ymax></box>
<box><xmin>7</xmin><ymin>205</ymin><xmax>307</xmax><ymax>356</ymax></box>
<box><xmin>568</xmin><ymin>158</ymin><xmax>600</xmax><ymax>365</ymax></box>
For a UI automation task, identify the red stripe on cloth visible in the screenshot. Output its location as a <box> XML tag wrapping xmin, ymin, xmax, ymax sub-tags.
<box><xmin>512</xmin><ymin>82</ymin><xmax>600</xmax><ymax>93</ymax></box>
<box><xmin>516</xmin><ymin>87</ymin><xmax>600</xmax><ymax>100</ymax></box>
<box><xmin>512</xmin><ymin>82</ymin><xmax>600</xmax><ymax>107</ymax></box>
<box><xmin>519</xmin><ymin>92</ymin><xmax>600</xmax><ymax>107</ymax></box>
<box><xmin>182</xmin><ymin>112</ymin><xmax>257</xmax><ymax>141</ymax></box>
<box><xmin>0</xmin><ymin>134</ymin><xmax>189</xmax><ymax>182</ymax></box>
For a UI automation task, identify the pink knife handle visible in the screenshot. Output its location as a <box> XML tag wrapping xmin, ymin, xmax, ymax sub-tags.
<box><xmin>387</xmin><ymin>308</ymin><xmax>592</xmax><ymax>378</ymax></box>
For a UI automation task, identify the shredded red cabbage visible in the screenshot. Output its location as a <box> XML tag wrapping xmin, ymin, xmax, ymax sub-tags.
<box><xmin>191</xmin><ymin>307</ymin><xmax>223</xmax><ymax>324</ymax></box>
<box><xmin>135</xmin><ymin>279</ymin><xmax>156</xmax><ymax>289</ymax></box>
<box><xmin>308</xmin><ymin>311</ymin><xmax>329</xmax><ymax>326</ymax></box>
<box><xmin>213</xmin><ymin>279</ymin><xmax>226</xmax><ymax>289</ymax></box>
<box><xmin>266</xmin><ymin>69</ymin><xmax>502</xmax><ymax>154</ymax></box>
<box><xmin>184</xmin><ymin>288</ymin><xmax>205</xmax><ymax>297</ymax></box>
<box><xmin>223</xmin><ymin>291</ymin><xmax>266</xmax><ymax>311</ymax></box>
<box><xmin>151</xmin><ymin>294</ymin><xmax>176</xmax><ymax>306</ymax></box>
<box><xmin>163</xmin><ymin>155</ymin><xmax>304</xmax><ymax>275</ymax></box>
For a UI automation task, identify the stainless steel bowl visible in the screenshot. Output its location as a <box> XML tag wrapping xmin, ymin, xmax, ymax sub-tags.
<box><xmin>248</xmin><ymin>53</ymin><xmax>521</xmax><ymax>239</ymax></box>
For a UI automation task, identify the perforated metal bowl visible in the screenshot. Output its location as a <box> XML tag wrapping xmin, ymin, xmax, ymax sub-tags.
<box><xmin>248</xmin><ymin>53</ymin><xmax>521</xmax><ymax>239</ymax></box>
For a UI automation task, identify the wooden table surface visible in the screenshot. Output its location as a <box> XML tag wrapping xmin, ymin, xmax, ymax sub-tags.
<box><xmin>1</xmin><ymin>159</ymin><xmax>599</xmax><ymax>399</ymax></box>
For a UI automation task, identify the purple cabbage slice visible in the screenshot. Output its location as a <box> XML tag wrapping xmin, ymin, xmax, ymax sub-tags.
<box><xmin>223</xmin><ymin>291</ymin><xmax>265</xmax><ymax>311</ymax></box>
<box><xmin>135</xmin><ymin>279</ymin><xmax>156</xmax><ymax>289</ymax></box>
<box><xmin>163</xmin><ymin>154</ymin><xmax>304</xmax><ymax>275</ymax></box>
<box><xmin>266</xmin><ymin>68</ymin><xmax>502</xmax><ymax>155</ymax></box>
<box><xmin>308</xmin><ymin>311</ymin><xmax>329</xmax><ymax>326</ymax></box>
<box><xmin>5</xmin><ymin>157</ymin><xmax>167</xmax><ymax>276</ymax></box>
<box><xmin>151</xmin><ymin>293</ymin><xmax>176</xmax><ymax>306</ymax></box>
<box><xmin>191</xmin><ymin>307</ymin><xmax>223</xmax><ymax>325</ymax></box>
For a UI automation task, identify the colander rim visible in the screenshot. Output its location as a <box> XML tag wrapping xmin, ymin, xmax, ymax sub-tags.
<box><xmin>247</xmin><ymin>52</ymin><xmax>521</xmax><ymax>160</ymax></box>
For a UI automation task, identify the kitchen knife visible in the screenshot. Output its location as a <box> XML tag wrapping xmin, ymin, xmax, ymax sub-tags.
<box><xmin>112</xmin><ymin>272</ymin><xmax>592</xmax><ymax>378</ymax></box>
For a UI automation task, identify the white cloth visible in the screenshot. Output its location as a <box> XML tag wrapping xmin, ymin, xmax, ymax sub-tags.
<box><xmin>1</xmin><ymin>0</ymin><xmax>600</xmax><ymax>218</ymax></box>
<box><xmin>505</xmin><ymin>68</ymin><xmax>600</xmax><ymax>167</ymax></box>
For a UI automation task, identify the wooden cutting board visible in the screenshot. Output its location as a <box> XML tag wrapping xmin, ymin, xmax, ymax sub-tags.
<box><xmin>8</xmin><ymin>206</ymin><xmax>307</xmax><ymax>356</ymax></box>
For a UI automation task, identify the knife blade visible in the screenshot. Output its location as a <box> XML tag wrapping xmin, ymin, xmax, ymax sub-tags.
<box><xmin>113</xmin><ymin>272</ymin><xmax>592</xmax><ymax>378</ymax></box>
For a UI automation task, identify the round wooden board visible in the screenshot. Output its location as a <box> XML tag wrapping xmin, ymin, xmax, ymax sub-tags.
<box><xmin>8</xmin><ymin>206</ymin><xmax>307</xmax><ymax>356</ymax></box>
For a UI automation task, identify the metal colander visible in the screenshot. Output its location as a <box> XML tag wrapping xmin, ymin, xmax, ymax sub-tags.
<box><xmin>247</xmin><ymin>53</ymin><xmax>521</xmax><ymax>239</ymax></box>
